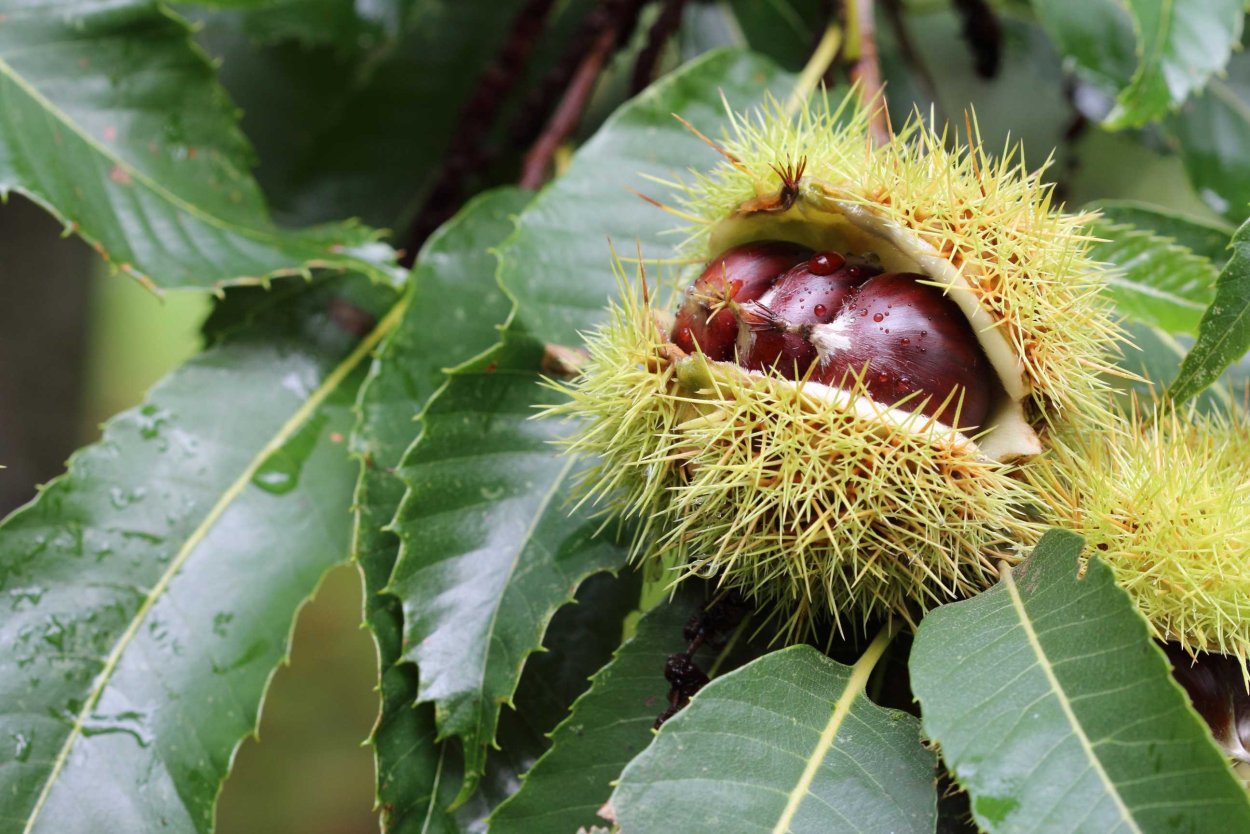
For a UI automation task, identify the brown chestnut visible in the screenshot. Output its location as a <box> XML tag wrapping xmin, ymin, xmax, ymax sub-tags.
<box><xmin>1163</xmin><ymin>643</ymin><xmax>1250</xmax><ymax>762</ymax></box>
<box><xmin>739</xmin><ymin>252</ymin><xmax>880</xmax><ymax>375</ymax></box>
<box><xmin>671</xmin><ymin>241</ymin><xmax>811</xmax><ymax>360</ymax></box>
<box><xmin>808</xmin><ymin>273</ymin><xmax>994</xmax><ymax>429</ymax></box>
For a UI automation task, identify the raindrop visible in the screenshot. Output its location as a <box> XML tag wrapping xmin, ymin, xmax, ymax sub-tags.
<box><xmin>13</xmin><ymin>733</ymin><xmax>31</xmax><ymax>763</ymax></box>
<box><xmin>872</xmin><ymin>313</ymin><xmax>884</xmax><ymax>322</ymax></box>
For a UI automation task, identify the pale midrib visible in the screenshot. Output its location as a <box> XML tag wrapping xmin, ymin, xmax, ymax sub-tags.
<box><xmin>1103</xmin><ymin>274</ymin><xmax>1208</xmax><ymax>311</ymax></box>
<box><xmin>771</xmin><ymin>627</ymin><xmax>894</xmax><ymax>834</ymax></box>
<box><xmin>0</xmin><ymin>50</ymin><xmax>337</xmax><ymax>252</ymax></box>
<box><xmin>1003</xmin><ymin>565</ymin><xmax>1144</xmax><ymax>834</ymax></box>
<box><xmin>22</xmin><ymin>297</ymin><xmax>406</xmax><ymax>833</ymax></box>
<box><xmin>468</xmin><ymin>454</ymin><xmax>578</xmax><ymax>753</ymax></box>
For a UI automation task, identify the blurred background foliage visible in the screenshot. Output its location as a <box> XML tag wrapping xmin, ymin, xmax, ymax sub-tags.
<box><xmin>1</xmin><ymin>0</ymin><xmax>1246</xmax><ymax>830</ymax></box>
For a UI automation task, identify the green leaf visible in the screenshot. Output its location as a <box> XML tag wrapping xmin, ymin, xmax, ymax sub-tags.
<box><xmin>910</xmin><ymin>529</ymin><xmax>1250</xmax><ymax>834</ymax></box>
<box><xmin>611</xmin><ymin>641</ymin><xmax>938</xmax><ymax>834</ymax></box>
<box><xmin>1091</xmin><ymin>200</ymin><xmax>1235</xmax><ymax>264</ymax></box>
<box><xmin>0</xmin><ymin>276</ymin><xmax>399</xmax><ymax>833</ymax></box>
<box><xmin>1169</xmin><ymin>79</ymin><xmax>1250</xmax><ymax>224</ymax></box>
<box><xmin>1104</xmin><ymin>0</ymin><xmax>1243</xmax><ymax>128</ymax></box>
<box><xmin>1085</xmin><ymin>216</ymin><xmax>1217</xmax><ymax>334</ymax></box>
<box><xmin>0</xmin><ymin>2</ymin><xmax>396</xmax><ymax>289</ymax></box>
<box><xmin>489</xmin><ymin>588</ymin><xmax>699</xmax><ymax>834</ymax></box>
<box><xmin>351</xmin><ymin>189</ymin><xmax>527</xmax><ymax>832</ymax></box>
<box><xmin>387</xmin><ymin>330</ymin><xmax>630</xmax><ymax>802</ymax></box>
<box><xmin>499</xmin><ymin>49</ymin><xmax>791</xmax><ymax>345</ymax></box>
<box><xmin>1031</xmin><ymin>0</ymin><xmax>1137</xmax><ymax>94</ymax></box>
<box><xmin>1168</xmin><ymin>216</ymin><xmax>1250</xmax><ymax>404</ymax></box>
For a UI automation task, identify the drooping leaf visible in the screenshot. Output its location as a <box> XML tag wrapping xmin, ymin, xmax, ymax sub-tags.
<box><xmin>1092</xmin><ymin>200</ymin><xmax>1235</xmax><ymax>264</ymax></box>
<box><xmin>197</xmin><ymin>0</ymin><xmax>535</xmax><ymax>231</ymax></box>
<box><xmin>351</xmin><ymin>188</ymin><xmax>527</xmax><ymax>832</ymax></box>
<box><xmin>611</xmin><ymin>641</ymin><xmax>938</xmax><ymax>834</ymax></box>
<box><xmin>498</xmin><ymin>49</ymin><xmax>791</xmax><ymax>345</ymax></box>
<box><xmin>489</xmin><ymin>587</ymin><xmax>699</xmax><ymax>834</ymax></box>
<box><xmin>0</xmin><ymin>2</ymin><xmax>396</xmax><ymax>289</ymax></box>
<box><xmin>1168</xmin><ymin>217</ymin><xmax>1250</xmax><ymax>405</ymax></box>
<box><xmin>388</xmin><ymin>330</ymin><xmax>630</xmax><ymax>802</ymax></box>
<box><xmin>1033</xmin><ymin>0</ymin><xmax>1242</xmax><ymax>128</ymax></box>
<box><xmin>1031</xmin><ymin>0</ymin><xmax>1137</xmax><ymax>95</ymax></box>
<box><xmin>1103</xmin><ymin>0</ymin><xmax>1243</xmax><ymax>128</ymax></box>
<box><xmin>910</xmin><ymin>529</ymin><xmax>1250</xmax><ymax>834</ymax></box>
<box><xmin>0</xmin><ymin>275</ymin><xmax>400</xmax><ymax>834</ymax></box>
<box><xmin>1085</xmin><ymin>216</ymin><xmax>1217</xmax><ymax>334</ymax></box>
<box><xmin>1169</xmin><ymin>79</ymin><xmax>1250</xmax><ymax>224</ymax></box>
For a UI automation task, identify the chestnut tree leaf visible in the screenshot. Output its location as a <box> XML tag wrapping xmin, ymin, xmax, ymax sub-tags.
<box><xmin>351</xmin><ymin>188</ymin><xmax>526</xmax><ymax>832</ymax></box>
<box><xmin>610</xmin><ymin>643</ymin><xmax>938</xmax><ymax>834</ymax></box>
<box><xmin>0</xmin><ymin>275</ymin><xmax>400</xmax><ymax>834</ymax></box>
<box><xmin>498</xmin><ymin>48</ymin><xmax>791</xmax><ymax>345</ymax></box>
<box><xmin>489</xmin><ymin>587</ymin><xmax>700</xmax><ymax>834</ymax></box>
<box><xmin>910</xmin><ymin>529</ymin><xmax>1250</xmax><ymax>834</ymax></box>
<box><xmin>1168</xmin><ymin>216</ymin><xmax>1250</xmax><ymax>405</ymax></box>
<box><xmin>1092</xmin><ymin>200</ymin><xmax>1235</xmax><ymax>265</ymax></box>
<box><xmin>1168</xmin><ymin>78</ymin><xmax>1250</xmax><ymax>224</ymax></box>
<box><xmin>195</xmin><ymin>0</ymin><xmax>539</xmax><ymax>230</ymax></box>
<box><xmin>1086</xmin><ymin>216</ymin><xmax>1218</xmax><ymax>335</ymax></box>
<box><xmin>387</xmin><ymin>329</ymin><xmax>630</xmax><ymax>804</ymax></box>
<box><xmin>0</xmin><ymin>1</ymin><xmax>396</xmax><ymax>289</ymax></box>
<box><xmin>1033</xmin><ymin>0</ymin><xmax>1242</xmax><ymax>128</ymax></box>
<box><xmin>1103</xmin><ymin>0</ymin><xmax>1243</xmax><ymax>128</ymax></box>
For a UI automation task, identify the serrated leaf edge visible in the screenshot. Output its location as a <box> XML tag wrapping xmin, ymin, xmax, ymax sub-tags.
<box><xmin>20</xmin><ymin>297</ymin><xmax>406</xmax><ymax>833</ymax></box>
<box><xmin>999</xmin><ymin>554</ymin><xmax>1143</xmax><ymax>834</ymax></box>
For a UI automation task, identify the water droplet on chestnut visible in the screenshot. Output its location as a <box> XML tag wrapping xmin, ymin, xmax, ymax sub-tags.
<box><xmin>671</xmin><ymin>241</ymin><xmax>811</xmax><ymax>359</ymax></box>
<box><xmin>810</xmin><ymin>272</ymin><xmax>995</xmax><ymax>429</ymax></box>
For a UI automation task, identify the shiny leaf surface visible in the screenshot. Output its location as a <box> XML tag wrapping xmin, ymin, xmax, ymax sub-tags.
<box><xmin>388</xmin><ymin>331</ymin><xmax>629</xmax><ymax>800</ymax></box>
<box><xmin>0</xmin><ymin>276</ymin><xmax>398</xmax><ymax>833</ymax></box>
<box><xmin>351</xmin><ymin>189</ymin><xmax>526</xmax><ymax>832</ymax></box>
<box><xmin>1168</xmin><ymin>216</ymin><xmax>1250</xmax><ymax>405</ymax></box>
<box><xmin>0</xmin><ymin>2</ymin><xmax>396</xmax><ymax>288</ymax></box>
<box><xmin>911</xmin><ymin>530</ymin><xmax>1250</xmax><ymax>834</ymax></box>
<box><xmin>611</xmin><ymin>642</ymin><xmax>937</xmax><ymax>834</ymax></box>
<box><xmin>1092</xmin><ymin>200</ymin><xmax>1234</xmax><ymax>264</ymax></box>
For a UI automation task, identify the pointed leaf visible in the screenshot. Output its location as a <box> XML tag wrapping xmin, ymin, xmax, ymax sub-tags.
<box><xmin>498</xmin><ymin>48</ymin><xmax>791</xmax><ymax>345</ymax></box>
<box><xmin>1103</xmin><ymin>0</ymin><xmax>1243</xmax><ymax>128</ymax></box>
<box><xmin>1168</xmin><ymin>216</ymin><xmax>1250</xmax><ymax>405</ymax></box>
<box><xmin>0</xmin><ymin>276</ymin><xmax>401</xmax><ymax>833</ymax></box>
<box><xmin>611</xmin><ymin>642</ymin><xmax>938</xmax><ymax>834</ymax></box>
<box><xmin>1086</xmin><ymin>216</ymin><xmax>1217</xmax><ymax>334</ymax></box>
<box><xmin>911</xmin><ymin>529</ymin><xmax>1250</xmax><ymax>834</ymax></box>
<box><xmin>388</xmin><ymin>330</ymin><xmax>629</xmax><ymax>799</ymax></box>
<box><xmin>0</xmin><ymin>2</ymin><xmax>395</xmax><ymax>288</ymax></box>
<box><xmin>351</xmin><ymin>188</ymin><xmax>528</xmax><ymax>832</ymax></box>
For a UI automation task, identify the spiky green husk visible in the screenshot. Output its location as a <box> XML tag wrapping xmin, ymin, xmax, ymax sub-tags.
<box><xmin>656</xmin><ymin>91</ymin><xmax>1121</xmax><ymax>428</ymax></box>
<box><xmin>549</xmin><ymin>269</ymin><xmax>1042</xmax><ymax>637</ymax></box>
<box><xmin>1028</xmin><ymin>404</ymin><xmax>1250</xmax><ymax>666</ymax></box>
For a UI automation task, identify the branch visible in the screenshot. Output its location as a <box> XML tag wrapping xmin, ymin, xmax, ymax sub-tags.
<box><xmin>401</xmin><ymin>0</ymin><xmax>557</xmax><ymax>264</ymax></box>
<box><xmin>846</xmin><ymin>0</ymin><xmax>888</xmax><ymax>145</ymax></box>
<box><xmin>880</xmin><ymin>0</ymin><xmax>944</xmax><ymax>123</ymax></box>
<box><xmin>519</xmin><ymin>25</ymin><xmax>617</xmax><ymax>189</ymax></box>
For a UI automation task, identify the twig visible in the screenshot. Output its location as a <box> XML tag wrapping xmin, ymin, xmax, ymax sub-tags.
<box><xmin>845</xmin><ymin>0</ymin><xmax>888</xmax><ymax>145</ymax></box>
<box><xmin>508</xmin><ymin>0</ymin><xmax>647</xmax><ymax>151</ymax></box>
<box><xmin>520</xmin><ymin>25</ymin><xmax>617</xmax><ymax>189</ymax></box>
<box><xmin>400</xmin><ymin>0</ymin><xmax>557</xmax><ymax>264</ymax></box>
<box><xmin>631</xmin><ymin>0</ymin><xmax>688</xmax><ymax>94</ymax></box>
<box><xmin>880</xmin><ymin>0</ymin><xmax>945</xmax><ymax>123</ymax></box>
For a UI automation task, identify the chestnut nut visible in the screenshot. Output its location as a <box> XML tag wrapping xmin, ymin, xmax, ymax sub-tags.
<box><xmin>670</xmin><ymin>241</ymin><xmax>996</xmax><ymax>430</ymax></box>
